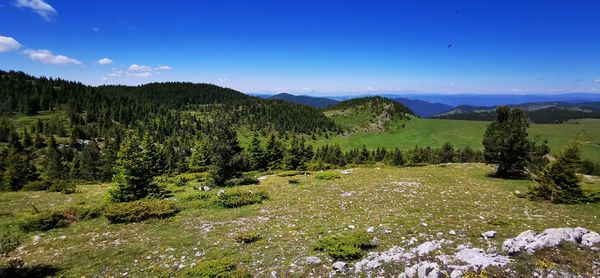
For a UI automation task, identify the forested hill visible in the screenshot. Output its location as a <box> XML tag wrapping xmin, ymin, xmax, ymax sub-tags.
<box><xmin>324</xmin><ymin>96</ymin><xmax>414</xmax><ymax>132</ymax></box>
<box><xmin>0</xmin><ymin>70</ymin><xmax>336</xmax><ymax>134</ymax></box>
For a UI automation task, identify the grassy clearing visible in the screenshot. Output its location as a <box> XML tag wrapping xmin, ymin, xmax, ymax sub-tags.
<box><xmin>317</xmin><ymin>117</ymin><xmax>600</xmax><ymax>163</ymax></box>
<box><xmin>1</xmin><ymin>164</ymin><xmax>598</xmax><ymax>276</ymax></box>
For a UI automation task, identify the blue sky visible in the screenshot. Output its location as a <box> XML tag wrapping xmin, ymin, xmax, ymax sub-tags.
<box><xmin>1</xmin><ymin>0</ymin><xmax>600</xmax><ymax>95</ymax></box>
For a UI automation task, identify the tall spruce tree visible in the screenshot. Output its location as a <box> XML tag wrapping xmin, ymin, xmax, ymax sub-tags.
<box><xmin>108</xmin><ymin>135</ymin><xmax>166</xmax><ymax>202</ymax></box>
<box><xmin>483</xmin><ymin>106</ymin><xmax>534</xmax><ymax>178</ymax></box>
<box><xmin>40</xmin><ymin>136</ymin><xmax>67</xmax><ymax>182</ymax></box>
<box><xmin>247</xmin><ymin>136</ymin><xmax>267</xmax><ymax>171</ymax></box>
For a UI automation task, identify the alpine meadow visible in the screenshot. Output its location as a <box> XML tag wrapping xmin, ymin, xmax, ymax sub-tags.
<box><xmin>1</xmin><ymin>1</ymin><xmax>600</xmax><ymax>277</ymax></box>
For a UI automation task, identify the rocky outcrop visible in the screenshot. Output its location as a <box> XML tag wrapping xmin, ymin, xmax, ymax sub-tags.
<box><xmin>502</xmin><ymin>227</ymin><xmax>599</xmax><ymax>254</ymax></box>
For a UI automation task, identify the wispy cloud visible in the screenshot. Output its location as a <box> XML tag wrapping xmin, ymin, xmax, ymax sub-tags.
<box><xmin>14</xmin><ymin>0</ymin><xmax>57</xmax><ymax>22</ymax></box>
<box><xmin>97</xmin><ymin>58</ymin><xmax>113</xmax><ymax>65</ymax></box>
<box><xmin>24</xmin><ymin>49</ymin><xmax>81</xmax><ymax>65</ymax></box>
<box><xmin>594</xmin><ymin>78</ymin><xmax>600</xmax><ymax>83</ymax></box>
<box><xmin>0</xmin><ymin>36</ymin><xmax>22</xmax><ymax>52</ymax></box>
<box><xmin>156</xmin><ymin>65</ymin><xmax>173</xmax><ymax>71</ymax></box>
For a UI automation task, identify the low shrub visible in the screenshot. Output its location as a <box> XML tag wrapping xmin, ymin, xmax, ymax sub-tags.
<box><xmin>235</xmin><ymin>231</ymin><xmax>261</xmax><ymax>244</ymax></box>
<box><xmin>0</xmin><ymin>258</ymin><xmax>59</xmax><ymax>278</ymax></box>
<box><xmin>187</xmin><ymin>258</ymin><xmax>251</xmax><ymax>278</ymax></box>
<box><xmin>62</xmin><ymin>203</ymin><xmax>104</xmax><ymax>221</ymax></box>
<box><xmin>0</xmin><ymin>230</ymin><xmax>21</xmax><ymax>256</ymax></box>
<box><xmin>277</xmin><ymin>170</ymin><xmax>303</xmax><ymax>177</ymax></box>
<box><xmin>307</xmin><ymin>161</ymin><xmax>336</xmax><ymax>171</ymax></box>
<box><xmin>180</xmin><ymin>192</ymin><xmax>214</xmax><ymax>202</ymax></box>
<box><xmin>314</xmin><ymin>232</ymin><xmax>375</xmax><ymax>260</ymax></box>
<box><xmin>315</xmin><ymin>171</ymin><xmax>341</xmax><ymax>180</ymax></box>
<box><xmin>174</xmin><ymin>177</ymin><xmax>189</xmax><ymax>187</ymax></box>
<box><xmin>224</xmin><ymin>177</ymin><xmax>259</xmax><ymax>187</ymax></box>
<box><xmin>105</xmin><ymin>199</ymin><xmax>178</xmax><ymax>223</ymax></box>
<box><xmin>47</xmin><ymin>180</ymin><xmax>77</xmax><ymax>194</ymax></box>
<box><xmin>215</xmin><ymin>190</ymin><xmax>269</xmax><ymax>208</ymax></box>
<box><xmin>21</xmin><ymin>181</ymin><xmax>52</xmax><ymax>191</ymax></box>
<box><xmin>20</xmin><ymin>211</ymin><xmax>69</xmax><ymax>232</ymax></box>
<box><xmin>288</xmin><ymin>179</ymin><xmax>300</xmax><ymax>184</ymax></box>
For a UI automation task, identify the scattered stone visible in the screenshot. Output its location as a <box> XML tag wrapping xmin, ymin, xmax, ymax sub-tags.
<box><xmin>306</xmin><ymin>256</ymin><xmax>321</xmax><ymax>265</ymax></box>
<box><xmin>258</xmin><ymin>175</ymin><xmax>269</xmax><ymax>181</ymax></box>
<box><xmin>367</xmin><ymin>226</ymin><xmax>375</xmax><ymax>233</ymax></box>
<box><xmin>347</xmin><ymin>225</ymin><xmax>355</xmax><ymax>229</ymax></box>
<box><xmin>217</xmin><ymin>189</ymin><xmax>225</xmax><ymax>196</ymax></box>
<box><xmin>502</xmin><ymin>227</ymin><xmax>597</xmax><ymax>254</ymax></box>
<box><xmin>332</xmin><ymin>261</ymin><xmax>347</xmax><ymax>272</ymax></box>
<box><xmin>453</xmin><ymin>247</ymin><xmax>511</xmax><ymax>269</ymax></box>
<box><xmin>414</xmin><ymin>240</ymin><xmax>441</xmax><ymax>256</ymax></box>
<box><xmin>581</xmin><ymin>231</ymin><xmax>600</xmax><ymax>247</ymax></box>
<box><xmin>340</xmin><ymin>169</ymin><xmax>352</xmax><ymax>175</ymax></box>
<box><xmin>370</xmin><ymin>237</ymin><xmax>379</xmax><ymax>246</ymax></box>
<box><xmin>482</xmin><ymin>231</ymin><xmax>497</xmax><ymax>239</ymax></box>
<box><xmin>341</xmin><ymin>191</ymin><xmax>354</xmax><ymax>197</ymax></box>
<box><xmin>449</xmin><ymin>230</ymin><xmax>456</xmax><ymax>235</ymax></box>
<box><xmin>270</xmin><ymin>270</ymin><xmax>277</xmax><ymax>277</ymax></box>
<box><xmin>201</xmin><ymin>186</ymin><xmax>211</xmax><ymax>191</ymax></box>
<box><xmin>401</xmin><ymin>261</ymin><xmax>439</xmax><ymax>278</ymax></box>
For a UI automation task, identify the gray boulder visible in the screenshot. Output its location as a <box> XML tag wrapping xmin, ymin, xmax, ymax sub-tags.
<box><xmin>502</xmin><ymin>227</ymin><xmax>594</xmax><ymax>254</ymax></box>
<box><xmin>332</xmin><ymin>261</ymin><xmax>347</xmax><ymax>272</ymax></box>
<box><xmin>305</xmin><ymin>256</ymin><xmax>321</xmax><ymax>265</ymax></box>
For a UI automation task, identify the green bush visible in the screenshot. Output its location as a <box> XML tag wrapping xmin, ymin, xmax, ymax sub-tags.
<box><xmin>235</xmin><ymin>231</ymin><xmax>261</xmax><ymax>244</ymax></box>
<box><xmin>307</xmin><ymin>161</ymin><xmax>335</xmax><ymax>171</ymax></box>
<box><xmin>314</xmin><ymin>232</ymin><xmax>375</xmax><ymax>260</ymax></box>
<box><xmin>288</xmin><ymin>179</ymin><xmax>300</xmax><ymax>184</ymax></box>
<box><xmin>21</xmin><ymin>181</ymin><xmax>52</xmax><ymax>191</ymax></box>
<box><xmin>62</xmin><ymin>203</ymin><xmax>104</xmax><ymax>221</ymax></box>
<box><xmin>277</xmin><ymin>170</ymin><xmax>303</xmax><ymax>177</ymax></box>
<box><xmin>174</xmin><ymin>177</ymin><xmax>189</xmax><ymax>187</ymax></box>
<box><xmin>180</xmin><ymin>192</ymin><xmax>214</xmax><ymax>202</ymax></box>
<box><xmin>104</xmin><ymin>199</ymin><xmax>178</xmax><ymax>223</ymax></box>
<box><xmin>315</xmin><ymin>171</ymin><xmax>341</xmax><ymax>180</ymax></box>
<box><xmin>0</xmin><ymin>258</ymin><xmax>59</xmax><ymax>278</ymax></box>
<box><xmin>187</xmin><ymin>258</ymin><xmax>251</xmax><ymax>278</ymax></box>
<box><xmin>215</xmin><ymin>190</ymin><xmax>269</xmax><ymax>208</ymax></box>
<box><xmin>20</xmin><ymin>211</ymin><xmax>70</xmax><ymax>232</ymax></box>
<box><xmin>47</xmin><ymin>180</ymin><xmax>77</xmax><ymax>194</ymax></box>
<box><xmin>224</xmin><ymin>177</ymin><xmax>259</xmax><ymax>187</ymax></box>
<box><xmin>0</xmin><ymin>230</ymin><xmax>21</xmax><ymax>256</ymax></box>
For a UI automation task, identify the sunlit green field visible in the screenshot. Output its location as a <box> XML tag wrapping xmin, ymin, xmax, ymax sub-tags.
<box><xmin>316</xmin><ymin>118</ymin><xmax>600</xmax><ymax>163</ymax></box>
<box><xmin>2</xmin><ymin>164</ymin><xmax>599</xmax><ymax>276</ymax></box>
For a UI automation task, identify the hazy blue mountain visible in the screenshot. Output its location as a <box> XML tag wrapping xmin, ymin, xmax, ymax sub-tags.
<box><xmin>393</xmin><ymin>98</ymin><xmax>454</xmax><ymax>118</ymax></box>
<box><xmin>433</xmin><ymin>101</ymin><xmax>600</xmax><ymax>123</ymax></box>
<box><xmin>322</xmin><ymin>93</ymin><xmax>600</xmax><ymax>107</ymax></box>
<box><xmin>269</xmin><ymin>93</ymin><xmax>339</xmax><ymax>108</ymax></box>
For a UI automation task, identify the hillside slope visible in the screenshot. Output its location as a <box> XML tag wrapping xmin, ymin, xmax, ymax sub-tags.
<box><xmin>269</xmin><ymin>93</ymin><xmax>339</xmax><ymax>108</ymax></box>
<box><xmin>324</xmin><ymin>96</ymin><xmax>414</xmax><ymax>132</ymax></box>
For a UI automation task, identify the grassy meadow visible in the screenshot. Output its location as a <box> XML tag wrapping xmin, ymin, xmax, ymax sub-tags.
<box><xmin>2</xmin><ymin>164</ymin><xmax>599</xmax><ymax>276</ymax></box>
<box><xmin>317</xmin><ymin>118</ymin><xmax>600</xmax><ymax>164</ymax></box>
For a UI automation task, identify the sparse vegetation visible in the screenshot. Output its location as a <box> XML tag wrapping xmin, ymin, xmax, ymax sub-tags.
<box><xmin>314</xmin><ymin>232</ymin><xmax>376</xmax><ymax>260</ymax></box>
<box><xmin>187</xmin><ymin>258</ymin><xmax>252</xmax><ymax>278</ymax></box>
<box><xmin>215</xmin><ymin>190</ymin><xmax>269</xmax><ymax>208</ymax></box>
<box><xmin>314</xmin><ymin>171</ymin><xmax>341</xmax><ymax>180</ymax></box>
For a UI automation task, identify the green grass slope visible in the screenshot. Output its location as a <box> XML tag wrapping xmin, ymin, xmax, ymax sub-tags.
<box><xmin>1</xmin><ymin>164</ymin><xmax>598</xmax><ymax>276</ymax></box>
<box><xmin>323</xmin><ymin>96</ymin><xmax>413</xmax><ymax>132</ymax></box>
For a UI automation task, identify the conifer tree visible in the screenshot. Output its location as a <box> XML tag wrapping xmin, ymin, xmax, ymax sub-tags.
<box><xmin>1</xmin><ymin>147</ymin><xmax>38</xmax><ymax>191</ymax></box>
<box><xmin>264</xmin><ymin>134</ymin><xmax>283</xmax><ymax>170</ymax></box>
<box><xmin>247</xmin><ymin>136</ymin><xmax>267</xmax><ymax>171</ymax></box>
<box><xmin>40</xmin><ymin>136</ymin><xmax>66</xmax><ymax>182</ymax></box>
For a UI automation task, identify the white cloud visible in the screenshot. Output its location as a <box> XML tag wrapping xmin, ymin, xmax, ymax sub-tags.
<box><xmin>14</xmin><ymin>0</ymin><xmax>57</xmax><ymax>21</ymax></box>
<box><xmin>97</xmin><ymin>58</ymin><xmax>113</xmax><ymax>65</ymax></box>
<box><xmin>0</xmin><ymin>36</ymin><xmax>21</xmax><ymax>52</ymax></box>
<box><xmin>129</xmin><ymin>72</ymin><xmax>152</xmax><ymax>78</ymax></box>
<box><xmin>24</xmin><ymin>49</ymin><xmax>81</xmax><ymax>65</ymax></box>
<box><xmin>128</xmin><ymin>64</ymin><xmax>152</xmax><ymax>72</ymax></box>
<box><xmin>155</xmin><ymin>65</ymin><xmax>173</xmax><ymax>71</ymax></box>
<box><xmin>594</xmin><ymin>79</ymin><xmax>600</xmax><ymax>83</ymax></box>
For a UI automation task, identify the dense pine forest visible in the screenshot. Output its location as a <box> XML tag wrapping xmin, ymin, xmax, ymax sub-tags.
<box><xmin>0</xmin><ymin>70</ymin><xmax>487</xmax><ymax>192</ymax></box>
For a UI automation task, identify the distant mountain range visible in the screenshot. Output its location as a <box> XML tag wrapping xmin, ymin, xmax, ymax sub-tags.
<box><xmin>433</xmin><ymin>101</ymin><xmax>600</xmax><ymax>123</ymax></box>
<box><xmin>268</xmin><ymin>93</ymin><xmax>339</xmax><ymax>109</ymax></box>
<box><xmin>392</xmin><ymin>98</ymin><xmax>453</xmax><ymax>118</ymax></box>
<box><xmin>250</xmin><ymin>92</ymin><xmax>600</xmax><ymax>121</ymax></box>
